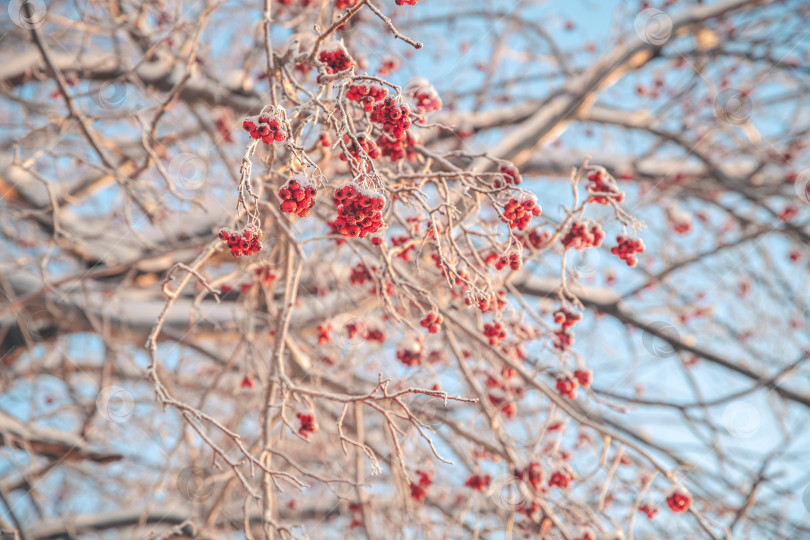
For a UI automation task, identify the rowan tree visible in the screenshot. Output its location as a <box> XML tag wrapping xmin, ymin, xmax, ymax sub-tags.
<box><xmin>1</xmin><ymin>0</ymin><xmax>809</xmax><ymax>539</ymax></box>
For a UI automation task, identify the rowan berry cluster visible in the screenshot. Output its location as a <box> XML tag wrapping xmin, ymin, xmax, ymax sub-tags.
<box><xmin>347</xmin><ymin>83</ymin><xmax>388</xmax><ymax>112</ymax></box>
<box><xmin>574</xmin><ymin>369</ymin><xmax>592</xmax><ymax>388</ymax></box>
<box><xmin>553</xmin><ymin>331</ymin><xmax>574</xmax><ymax>351</ymax></box>
<box><xmin>296</xmin><ymin>413</ymin><xmax>317</xmax><ymax>438</ymax></box>
<box><xmin>317</xmin><ymin>325</ymin><xmax>330</xmax><ymax>345</ymax></box>
<box><xmin>318</xmin><ymin>46</ymin><xmax>354</xmax><ymax>75</ymax></box>
<box><xmin>410</xmin><ymin>470</ymin><xmax>432</xmax><ymax>501</ymax></box>
<box><xmin>666</xmin><ymin>490</ymin><xmax>691</xmax><ymax>513</ymax></box>
<box><xmin>502</xmin><ymin>198</ymin><xmax>541</xmax><ymax>231</ymax></box>
<box><xmin>556</xmin><ymin>374</ymin><xmax>579</xmax><ymax>399</ymax></box>
<box><xmin>611</xmin><ymin>235</ymin><xmax>645</xmax><ymax>267</ymax></box>
<box><xmin>340</xmin><ymin>134</ymin><xmax>380</xmax><ymax>162</ymax></box>
<box><xmin>494</xmin><ymin>164</ymin><xmax>522</xmax><ymax>188</ymax></box>
<box><xmin>350</xmin><ymin>263</ymin><xmax>374</xmax><ymax>285</ymax></box>
<box><xmin>420</xmin><ymin>312</ymin><xmax>443</xmax><ymax>333</ymax></box>
<box><xmin>548</xmin><ymin>468</ymin><xmax>574</xmax><ymax>489</ymax></box>
<box><xmin>318</xmin><ymin>132</ymin><xmax>331</xmax><ymax>146</ymax></box>
<box><xmin>494</xmin><ymin>251</ymin><xmax>521</xmax><ymax>271</ymax></box>
<box><xmin>561</xmin><ymin>222</ymin><xmax>604</xmax><ymax>250</ymax></box>
<box><xmin>639</xmin><ymin>504</ymin><xmax>659</xmax><ymax>520</ymax></box>
<box><xmin>255</xmin><ymin>267</ymin><xmax>277</xmax><ymax>285</ymax></box>
<box><xmin>279</xmin><ymin>175</ymin><xmax>316</xmax><ymax>217</ymax></box>
<box><xmin>553</xmin><ymin>308</ymin><xmax>582</xmax><ymax>331</ymax></box>
<box><xmin>464</xmin><ymin>474</ymin><xmax>491</xmax><ymax>491</ymax></box>
<box><xmin>372</xmin><ymin>97</ymin><xmax>411</xmax><ymax>140</ymax></box>
<box><xmin>519</xmin><ymin>227</ymin><xmax>550</xmax><ymax>249</ymax></box>
<box><xmin>333</xmin><ymin>183</ymin><xmax>385</xmax><ymax>238</ymax></box>
<box><xmin>406</xmin><ymin>78</ymin><xmax>442</xmax><ymax>113</ymax></box>
<box><xmin>475</xmin><ymin>291</ymin><xmax>506</xmax><ymax>312</ymax></box>
<box><xmin>218</xmin><ymin>225</ymin><xmax>262</xmax><ymax>257</ymax></box>
<box><xmin>586</xmin><ymin>170</ymin><xmax>624</xmax><ymax>204</ymax></box>
<box><xmin>483</xmin><ymin>322</ymin><xmax>507</xmax><ymax>346</ymax></box>
<box><xmin>517</xmin><ymin>462</ymin><xmax>543</xmax><ymax>491</ymax></box>
<box><xmin>395</xmin><ymin>0</ymin><xmax>420</xmax><ymax>5</ymax></box>
<box><xmin>397</xmin><ymin>348</ymin><xmax>423</xmax><ymax>367</ymax></box>
<box><xmin>243</xmin><ymin>111</ymin><xmax>287</xmax><ymax>143</ymax></box>
<box><xmin>377</xmin><ymin>132</ymin><xmax>417</xmax><ymax>161</ymax></box>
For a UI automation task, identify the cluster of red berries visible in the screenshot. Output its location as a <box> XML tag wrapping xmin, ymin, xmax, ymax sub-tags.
<box><xmin>372</xmin><ymin>97</ymin><xmax>411</xmax><ymax>140</ymax></box>
<box><xmin>553</xmin><ymin>331</ymin><xmax>574</xmax><ymax>352</ymax></box>
<box><xmin>318</xmin><ymin>132</ymin><xmax>331</xmax><ymax>146</ymax></box>
<box><xmin>502</xmin><ymin>198</ymin><xmax>541</xmax><ymax>231</ymax></box>
<box><xmin>406</xmin><ymin>78</ymin><xmax>442</xmax><ymax>113</ymax></box>
<box><xmin>318</xmin><ymin>46</ymin><xmax>354</xmax><ymax>75</ymax></box>
<box><xmin>296</xmin><ymin>413</ymin><xmax>317</xmax><ymax>439</ymax></box>
<box><xmin>395</xmin><ymin>0</ymin><xmax>420</xmax><ymax>5</ymax></box>
<box><xmin>243</xmin><ymin>111</ymin><xmax>287</xmax><ymax>144</ymax></box>
<box><xmin>218</xmin><ymin>225</ymin><xmax>262</xmax><ymax>258</ymax></box>
<box><xmin>483</xmin><ymin>322</ymin><xmax>507</xmax><ymax>346</ymax></box>
<box><xmin>488</xmin><ymin>394</ymin><xmax>517</xmax><ymax>419</ymax></box>
<box><xmin>474</xmin><ymin>291</ymin><xmax>505</xmax><ymax>312</ymax></box>
<box><xmin>666</xmin><ymin>490</ymin><xmax>691</xmax><ymax>513</ymax></box>
<box><xmin>611</xmin><ymin>235</ymin><xmax>645</xmax><ymax>267</ymax></box>
<box><xmin>279</xmin><ymin>176</ymin><xmax>317</xmax><ymax>217</ymax></box>
<box><xmin>494</xmin><ymin>164</ymin><xmax>522</xmax><ymax>188</ymax></box>
<box><xmin>377</xmin><ymin>132</ymin><xmax>418</xmax><ymax>161</ymax></box>
<box><xmin>553</xmin><ymin>308</ymin><xmax>582</xmax><ymax>331</ymax></box>
<box><xmin>639</xmin><ymin>504</ymin><xmax>659</xmax><ymax>520</ymax></box>
<box><xmin>464</xmin><ymin>474</ymin><xmax>491</xmax><ymax>491</ymax></box>
<box><xmin>548</xmin><ymin>468</ymin><xmax>574</xmax><ymax>489</ymax></box>
<box><xmin>340</xmin><ymin>134</ymin><xmax>381</xmax><ymax>162</ymax></box>
<box><xmin>561</xmin><ymin>222</ymin><xmax>604</xmax><ymax>250</ymax></box>
<box><xmin>556</xmin><ymin>374</ymin><xmax>579</xmax><ymax>399</ymax></box>
<box><xmin>317</xmin><ymin>325</ymin><xmax>331</xmax><ymax>345</ymax></box>
<box><xmin>336</xmin><ymin>0</ymin><xmax>359</xmax><ymax>9</ymax></box>
<box><xmin>494</xmin><ymin>251</ymin><xmax>521</xmax><ymax>271</ymax></box>
<box><xmin>333</xmin><ymin>183</ymin><xmax>385</xmax><ymax>238</ymax></box>
<box><xmin>586</xmin><ymin>170</ymin><xmax>624</xmax><ymax>204</ymax></box>
<box><xmin>410</xmin><ymin>470</ymin><xmax>432</xmax><ymax>502</ymax></box>
<box><xmin>347</xmin><ymin>83</ymin><xmax>388</xmax><ymax>112</ymax></box>
<box><xmin>350</xmin><ymin>263</ymin><xmax>374</xmax><ymax>285</ymax></box>
<box><xmin>574</xmin><ymin>369</ymin><xmax>592</xmax><ymax>388</ymax></box>
<box><xmin>420</xmin><ymin>312</ymin><xmax>443</xmax><ymax>333</ymax></box>
<box><xmin>519</xmin><ymin>227</ymin><xmax>550</xmax><ymax>250</ymax></box>
<box><xmin>517</xmin><ymin>462</ymin><xmax>543</xmax><ymax>492</ymax></box>
<box><xmin>397</xmin><ymin>348</ymin><xmax>423</xmax><ymax>367</ymax></box>
<box><xmin>255</xmin><ymin>267</ymin><xmax>277</xmax><ymax>285</ymax></box>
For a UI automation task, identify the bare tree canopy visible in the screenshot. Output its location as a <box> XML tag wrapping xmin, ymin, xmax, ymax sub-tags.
<box><xmin>1</xmin><ymin>0</ymin><xmax>810</xmax><ymax>538</ymax></box>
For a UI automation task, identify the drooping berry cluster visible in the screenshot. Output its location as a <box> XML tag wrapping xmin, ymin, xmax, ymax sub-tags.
<box><xmin>517</xmin><ymin>462</ymin><xmax>543</xmax><ymax>492</ymax></box>
<box><xmin>340</xmin><ymin>134</ymin><xmax>381</xmax><ymax>163</ymax></box>
<box><xmin>561</xmin><ymin>222</ymin><xmax>604</xmax><ymax>250</ymax></box>
<box><xmin>494</xmin><ymin>164</ymin><xmax>522</xmax><ymax>188</ymax></box>
<box><xmin>502</xmin><ymin>198</ymin><xmax>541</xmax><ymax>231</ymax></box>
<box><xmin>548</xmin><ymin>468</ymin><xmax>575</xmax><ymax>489</ymax></box>
<box><xmin>518</xmin><ymin>227</ymin><xmax>550</xmax><ymax>250</ymax></box>
<box><xmin>372</xmin><ymin>97</ymin><xmax>411</xmax><ymax>140</ymax></box>
<box><xmin>556</xmin><ymin>374</ymin><xmax>579</xmax><ymax>399</ymax></box>
<box><xmin>333</xmin><ymin>183</ymin><xmax>385</xmax><ymax>238</ymax></box>
<box><xmin>377</xmin><ymin>132</ymin><xmax>418</xmax><ymax>162</ymax></box>
<box><xmin>586</xmin><ymin>170</ymin><xmax>624</xmax><ymax>204</ymax></box>
<box><xmin>420</xmin><ymin>312</ymin><xmax>443</xmax><ymax>333</ymax></box>
<box><xmin>397</xmin><ymin>348</ymin><xmax>423</xmax><ymax>367</ymax></box>
<box><xmin>347</xmin><ymin>83</ymin><xmax>388</xmax><ymax>112</ymax></box>
<box><xmin>243</xmin><ymin>110</ymin><xmax>287</xmax><ymax>144</ymax></box>
<box><xmin>279</xmin><ymin>175</ymin><xmax>317</xmax><ymax>217</ymax></box>
<box><xmin>296</xmin><ymin>413</ymin><xmax>317</xmax><ymax>439</ymax></box>
<box><xmin>611</xmin><ymin>235</ymin><xmax>645</xmax><ymax>267</ymax></box>
<box><xmin>494</xmin><ymin>251</ymin><xmax>521</xmax><ymax>271</ymax></box>
<box><xmin>553</xmin><ymin>308</ymin><xmax>582</xmax><ymax>331</ymax></box>
<box><xmin>410</xmin><ymin>470</ymin><xmax>432</xmax><ymax>502</ymax></box>
<box><xmin>464</xmin><ymin>474</ymin><xmax>491</xmax><ymax>491</ymax></box>
<box><xmin>666</xmin><ymin>489</ymin><xmax>691</xmax><ymax>514</ymax></box>
<box><xmin>406</xmin><ymin>78</ymin><xmax>442</xmax><ymax>114</ymax></box>
<box><xmin>553</xmin><ymin>330</ymin><xmax>574</xmax><ymax>352</ymax></box>
<box><xmin>483</xmin><ymin>322</ymin><xmax>507</xmax><ymax>346</ymax></box>
<box><xmin>574</xmin><ymin>369</ymin><xmax>592</xmax><ymax>387</ymax></box>
<box><xmin>218</xmin><ymin>225</ymin><xmax>262</xmax><ymax>258</ymax></box>
<box><xmin>350</xmin><ymin>263</ymin><xmax>374</xmax><ymax>285</ymax></box>
<box><xmin>318</xmin><ymin>46</ymin><xmax>354</xmax><ymax>75</ymax></box>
